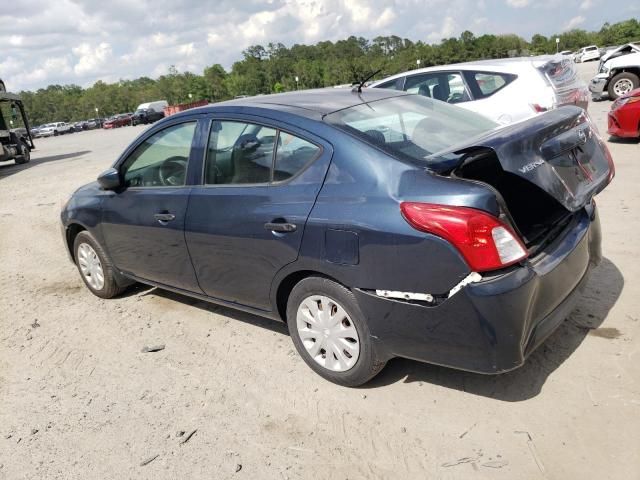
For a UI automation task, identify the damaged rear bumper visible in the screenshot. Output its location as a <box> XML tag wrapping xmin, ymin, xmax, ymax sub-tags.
<box><xmin>354</xmin><ymin>207</ymin><xmax>602</xmax><ymax>374</ymax></box>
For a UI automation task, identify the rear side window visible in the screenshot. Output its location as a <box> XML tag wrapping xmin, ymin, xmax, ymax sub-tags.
<box><xmin>274</xmin><ymin>132</ymin><xmax>320</xmax><ymax>182</ymax></box>
<box><xmin>404</xmin><ymin>72</ymin><xmax>471</xmax><ymax>104</ymax></box>
<box><xmin>205</xmin><ymin>121</ymin><xmax>275</xmax><ymax>185</ymax></box>
<box><xmin>205</xmin><ymin>121</ymin><xmax>320</xmax><ymax>185</ymax></box>
<box><xmin>465</xmin><ymin>71</ymin><xmax>517</xmax><ymax>99</ymax></box>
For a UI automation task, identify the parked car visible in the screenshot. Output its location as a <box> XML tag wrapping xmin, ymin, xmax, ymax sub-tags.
<box><xmin>73</xmin><ymin>121</ymin><xmax>88</xmax><ymax>132</ymax></box>
<box><xmin>135</xmin><ymin>100</ymin><xmax>168</xmax><ymax>114</ymax></box>
<box><xmin>574</xmin><ymin>45</ymin><xmax>600</xmax><ymax>63</ymax></box>
<box><xmin>30</xmin><ymin>125</ymin><xmax>44</xmax><ymax>138</ymax></box>
<box><xmin>60</xmin><ymin>89</ymin><xmax>613</xmax><ymax>386</ymax></box>
<box><xmin>589</xmin><ymin>43</ymin><xmax>640</xmax><ymax>100</ymax></box>
<box><xmin>103</xmin><ymin>114</ymin><xmax>132</xmax><ymax>129</ymax></box>
<box><xmin>370</xmin><ymin>56</ymin><xmax>589</xmax><ymax>125</ymax></box>
<box><xmin>131</xmin><ymin>108</ymin><xmax>164</xmax><ymax>125</ymax></box>
<box><xmin>39</xmin><ymin>122</ymin><xmax>72</xmax><ymax>136</ymax></box>
<box><xmin>86</xmin><ymin>118</ymin><xmax>103</xmax><ymax>129</ymax></box>
<box><xmin>607</xmin><ymin>87</ymin><xmax>640</xmax><ymax>138</ymax></box>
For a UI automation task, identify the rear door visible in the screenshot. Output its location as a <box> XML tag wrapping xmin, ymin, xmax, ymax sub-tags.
<box><xmin>185</xmin><ymin>116</ymin><xmax>333</xmax><ymax>310</ymax></box>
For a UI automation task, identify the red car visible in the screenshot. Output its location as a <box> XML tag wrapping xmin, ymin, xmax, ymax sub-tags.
<box><xmin>608</xmin><ymin>88</ymin><xmax>640</xmax><ymax>138</ymax></box>
<box><xmin>103</xmin><ymin>113</ymin><xmax>132</xmax><ymax>129</ymax></box>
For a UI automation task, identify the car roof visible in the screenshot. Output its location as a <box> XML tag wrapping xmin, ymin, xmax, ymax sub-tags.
<box><xmin>175</xmin><ymin>88</ymin><xmax>410</xmax><ymax>120</ymax></box>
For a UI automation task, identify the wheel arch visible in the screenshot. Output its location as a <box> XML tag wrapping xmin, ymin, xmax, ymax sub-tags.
<box><xmin>65</xmin><ymin>222</ymin><xmax>87</xmax><ymax>261</ymax></box>
<box><xmin>274</xmin><ymin>269</ymin><xmax>346</xmax><ymax>323</ymax></box>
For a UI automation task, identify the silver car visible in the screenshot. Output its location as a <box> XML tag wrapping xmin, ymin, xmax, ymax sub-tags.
<box><xmin>370</xmin><ymin>56</ymin><xmax>589</xmax><ymax>125</ymax></box>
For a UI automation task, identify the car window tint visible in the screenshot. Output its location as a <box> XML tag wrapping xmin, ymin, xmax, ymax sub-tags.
<box><xmin>273</xmin><ymin>132</ymin><xmax>320</xmax><ymax>182</ymax></box>
<box><xmin>205</xmin><ymin>121</ymin><xmax>275</xmax><ymax>185</ymax></box>
<box><xmin>404</xmin><ymin>72</ymin><xmax>469</xmax><ymax>104</ymax></box>
<box><xmin>121</xmin><ymin>122</ymin><xmax>195</xmax><ymax>188</ymax></box>
<box><xmin>376</xmin><ymin>77</ymin><xmax>404</xmax><ymax>90</ymax></box>
<box><xmin>475</xmin><ymin>73</ymin><xmax>507</xmax><ymax>95</ymax></box>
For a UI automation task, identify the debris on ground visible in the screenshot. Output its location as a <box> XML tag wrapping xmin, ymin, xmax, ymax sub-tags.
<box><xmin>141</xmin><ymin>344</ymin><xmax>165</xmax><ymax>353</ymax></box>
<box><xmin>140</xmin><ymin>454</ymin><xmax>159</xmax><ymax>466</ymax></box>
<box><xmin>180</xmin><ymin>429</ymin><xmax>197</xmax><ymax>445</ymax></box>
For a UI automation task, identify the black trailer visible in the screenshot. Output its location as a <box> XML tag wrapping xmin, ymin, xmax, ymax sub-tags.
<box><xmin>0</xmin><ymin>79</ymin><xmax>34</xmax><ymax>165</ymax></box>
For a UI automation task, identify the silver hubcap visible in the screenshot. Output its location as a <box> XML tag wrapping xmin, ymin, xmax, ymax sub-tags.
<box><xmin>77</xmin><ymin>243</ymin><xmax>104</xmax><ymax>290</ymax></box>
<box><xmin>296</xmin><ymin>295</ymin><xmax>360</xmax><ymax>372</ymax></box>
<box><xmin>614</xmin><ymin>79</ymin><xmax>633</xmax><ymax>97</ymax></box>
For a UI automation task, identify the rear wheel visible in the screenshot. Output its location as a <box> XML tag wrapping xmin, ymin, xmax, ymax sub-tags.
<box><xmin>608</xmin><ymin>72</ymin><xmax>639</xmax><ymax>100</ymax></box>
<box><xmin>286</xmin><ymin>276</ymin><xmax>386</xmax><ymax>386</ymax></box>
<box><xmin>14</xmin><ymin>139</ymin><xmax>30</xmax><ymax>165</ymax></box>
<box><xmin>73</xmin><ymin>231</ymin><xmax>127</xmax><ymax>299</ymax></box>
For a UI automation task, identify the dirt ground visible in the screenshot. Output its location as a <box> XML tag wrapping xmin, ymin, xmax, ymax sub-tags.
<box><xmin>1</xmin><ymin>62</ymin><xmax>638</xmax><ymax>480</ymax></box>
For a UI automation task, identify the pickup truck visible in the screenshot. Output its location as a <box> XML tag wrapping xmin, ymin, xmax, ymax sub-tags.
<box><xmin>39</xmin><ymin>122</ymin><xmax>73</xmax><ymax>137</ymax></box>
<box><xmin>589</xmin><ymin>43</ymin><xmax>640</xmax><ymax>100</ymax></box>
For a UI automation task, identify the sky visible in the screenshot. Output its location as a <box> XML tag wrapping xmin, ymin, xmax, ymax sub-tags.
<box><xmin>1</xmin><ymin>0</ymin><xmax>638</xmax><ymax>91</ymax></box>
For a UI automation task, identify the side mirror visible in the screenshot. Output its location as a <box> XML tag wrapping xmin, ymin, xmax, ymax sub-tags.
<box><xmin>97</xmin><ymin>168</ymin><xmax>122</xmax><ymax>190</ymax></box>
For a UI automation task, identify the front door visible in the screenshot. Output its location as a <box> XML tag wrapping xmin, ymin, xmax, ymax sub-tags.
<box><xmin>185</xmin><ymin>118</ymin><xmax>332</xmax><ymax>310</ymax></box>
<box><xmin>101</xmin><ymin>120</ymin><xmax>203</xmax><ymax>292</ymax></box>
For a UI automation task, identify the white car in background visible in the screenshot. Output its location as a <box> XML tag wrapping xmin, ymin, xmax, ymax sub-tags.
<box><xmin>574</xmin><ymin>45</ymin><xmax>601</xmax><ymax>63</ymax></box>
<box><xmin>39</xmin><ymin>122</ymin><xmax>73</xmax><ymax>137</ymax></box>
<box><xmin>370</xmin><ymin>56</ymin><xmax>589</xmax><ymax>125</ymax></box>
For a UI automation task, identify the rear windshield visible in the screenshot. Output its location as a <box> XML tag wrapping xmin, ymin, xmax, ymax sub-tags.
<box><xmin>324</xmin><ymin>94</ymin><xmax>496</xmax><ymax>166</ymax></box>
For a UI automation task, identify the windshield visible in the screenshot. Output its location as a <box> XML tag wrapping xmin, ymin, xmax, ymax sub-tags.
<box><xmin>324</xmin><ymin>94</ymin><xmax>497</xmax><ymax>165</ymax></box>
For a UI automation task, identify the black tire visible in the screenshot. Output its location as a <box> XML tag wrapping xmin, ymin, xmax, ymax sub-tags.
<box><xmin>73</xmin><ymin>231</ymin><xmax>127</xmax><ymax>299</ymax></box>
<box><xmin>608</xmin><ymin>72</ymin><xmax>640</xmax><ymax>100</ymax></box>
<box><xmin>14</xmin><ymin>139</ymin><xmax>30</xmax><ymax>165</ymax></box>
<box><xmin>53</xmin><ymin>130</ymin><xmax>59</xmax><ymax>136</ymax></box>
<box><xmin>286</xmin><ymin>276</ymin><xmax>386</xmax><ymax>387</ymax></box>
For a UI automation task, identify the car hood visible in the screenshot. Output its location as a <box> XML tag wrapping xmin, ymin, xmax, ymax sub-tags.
<box><xmin>601</xmin><ymin>43</ymin><xmax>640</xmax><ymax>62</ymax></box>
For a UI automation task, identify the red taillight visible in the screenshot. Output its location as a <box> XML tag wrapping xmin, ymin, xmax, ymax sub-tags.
<box><xmin>400</xmin><ymin>202</ymin><xmax>528</xmax><ymax>272</ymax></box>
<box><xmin>530</xmin><ymin>103</ymin><xmax>548</xmax><ymax>113</ymax></box>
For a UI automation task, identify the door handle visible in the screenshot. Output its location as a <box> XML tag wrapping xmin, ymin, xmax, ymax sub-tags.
<box><xmin>154</xmin><ymin>212</ymin><xmax>176</xmax><ymax>223</ymax></box>
<box><xmin>264</xmin><ymin>222</ymin><xmax>297</xmax><ymax>233</ymax></box>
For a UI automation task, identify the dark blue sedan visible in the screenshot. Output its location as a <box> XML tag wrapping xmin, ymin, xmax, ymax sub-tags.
<box><xmin>60</xmin><ymin>88</ymin><xmax>614</xmax><ymax>386</ymax></box>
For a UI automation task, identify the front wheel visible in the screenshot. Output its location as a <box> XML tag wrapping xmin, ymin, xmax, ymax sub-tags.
<box><xmin>608</xmin><ymin>72</ymin><xmax>639</xmax><ymax>100</ymax></box>
<box><xmin>73</xmin><ymin>231</ymin><xmax>128</xmax><ymax>299</ymax></box>
<box><xmin>14</xmin><ymin>139</ymin><xmax>30</xmax><ymax>164</ymax></box>
<box><xmin>286</xmin><ymin>277</ymin><xmax>386</xmax><ymax>386</ymax></box>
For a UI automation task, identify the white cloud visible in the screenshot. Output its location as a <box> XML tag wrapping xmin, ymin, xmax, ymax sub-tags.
<box><xmin>579</xmin><ymin>0</ymin><xmax>594</xmax><ymax>9</ymax></box>
<box><xmin>506</xmin><ymin>0</ymin><xmax>529</xmax><ymax>7</ymax></box>
<box><xmin>72</xmin><ymin>42</ymin><xmax>113</xmax><ymax>76</ymax></box>
<box><xmin>564</xmin><ymin>15</ymin><xmax>586</xmax><ymax>30</ymax></box>
<box><xmin>0</xmin><ymin>0</ymin><xmax>633</xmax><ymax>91</ymax></box>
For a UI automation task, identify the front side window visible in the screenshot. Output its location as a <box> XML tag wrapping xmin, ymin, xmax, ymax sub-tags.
<box><xmin>121</xmin><ymin>122</ymin><xmax>196</xmax><ymax>187</ymax></box>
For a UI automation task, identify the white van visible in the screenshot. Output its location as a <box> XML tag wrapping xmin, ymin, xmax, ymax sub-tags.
<box><xmin>135</xmin><ymin>100</ymin><xmax>168</xmax><ymax>113</ymax></box>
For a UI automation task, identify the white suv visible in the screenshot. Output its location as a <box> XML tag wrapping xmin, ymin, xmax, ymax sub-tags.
<box><xmin>575</xmin><ymin>45</ymin><xmax>600</xmax><ymax>63</ymax></box>
<box><xmin>370</xmin><ymin>56</ymin><xmax>589</xmax><ymax>125</ymax></box>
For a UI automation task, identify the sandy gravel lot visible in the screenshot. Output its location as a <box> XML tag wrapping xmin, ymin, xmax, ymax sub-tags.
<box><xmin>1</xmin><ymin>62</ymin><xmax>638</xmax><ymax>479</ymax></box>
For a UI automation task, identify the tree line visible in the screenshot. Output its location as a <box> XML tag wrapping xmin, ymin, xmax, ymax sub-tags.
<box><xmin>15</xmin><ymin>18</ymin><xmax>640</xmax><ymax>126</ymax></box>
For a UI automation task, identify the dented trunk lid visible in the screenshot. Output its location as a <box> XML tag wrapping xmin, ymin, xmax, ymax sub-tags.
<box><xmin>434</xmin><ymin>106</ymin><xmax>613</xmax><ymax>212</ymax></box>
